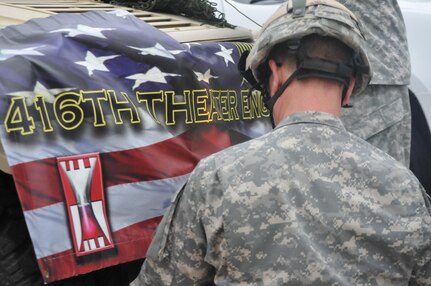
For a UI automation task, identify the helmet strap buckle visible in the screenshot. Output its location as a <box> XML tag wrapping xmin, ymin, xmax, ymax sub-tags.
<box><xmin>292</xmin><ymin>0</ymin><xmax>307</xmax><ymax>18</ymax></box>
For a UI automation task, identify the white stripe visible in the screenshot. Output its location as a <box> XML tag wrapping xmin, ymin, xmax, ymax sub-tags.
<box><xmin>89</xmin><ymin>239</ymin><xmax>96</xmax><ymax>250</ymax></box>
<box><xmin>70</xmin><ymin>205</ymin><xmax>82</xmax><ymax>251</ymax></box>
<box><xmin>84</xmin><ymin>241</ymin><xmax>90</xmax><ymax>252</ymax></box>
<box><xmin>24</xmin><ymin>174</ymin><xmax>189</xmax><ymax>259</ymax></box>
<box><xmin>1</xmin><ymin>113</ymin><xmax>176</xmax><ymax>166</ymax></box>
<box><xmin>1</xmin><ymin>116</ymin><xmax>271</xmax><ymax>166</ymax></box>
<box><xmin>98</xmin><ymin>237</ymin><xmax>105</xmax><ymax>248</ymax></box>
<box><xmin>92</xmin><ymin>201</ymin><xmax>111</xmax><ymax>242</ymax></box>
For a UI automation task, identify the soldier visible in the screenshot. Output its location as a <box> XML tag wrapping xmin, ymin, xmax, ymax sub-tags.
<box><xmin>337</xmin><ymin>0</ymin><xmax>412</xmax><ymax>167</ymax></box>
<box><xmin>136</xmin><ymin>0</ymin><xmax>431</xmax><ymax>285</ymax></box>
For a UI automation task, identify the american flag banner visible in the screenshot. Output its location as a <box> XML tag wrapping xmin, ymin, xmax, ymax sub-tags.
<box><xmin>0</xmin><ymin>10</ymin><xmax>271</xmax><ymax>283</ymax></box>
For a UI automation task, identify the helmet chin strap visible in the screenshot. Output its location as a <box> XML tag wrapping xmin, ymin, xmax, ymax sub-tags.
<box><xmin>263</xmin><ymin>68</ymin><xmax>302</xmax><ymax>128</ymax></box>
<box><xmin>264</xmin><ymin>55</ymin><xmax>355</xmax><ymax>117</ymax></box>
<box><xmin>265</xmin><ymin>68</ymin><xmax>301</xmax><ymax>114</ymax></box>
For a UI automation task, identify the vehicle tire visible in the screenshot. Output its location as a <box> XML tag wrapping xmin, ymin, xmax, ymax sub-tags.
<box><xmin>0</xmin><ymin>171</ymin><xmax>44</xmax><ymax>286</ymax></box>
<box><xmin>409</xmin><ymin>91</ymin><xmax>431</xmax><ymax>195</ymax></box>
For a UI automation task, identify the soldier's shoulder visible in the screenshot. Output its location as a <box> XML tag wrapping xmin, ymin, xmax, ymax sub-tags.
<box><xmin>204</xmin><ymin>131</ymin><xmax>272</xmax><ymax>165</ymax></box>
<box><xmin>349</xmin><ymin>131</ymin><xmax>421</xmax><ymax>186</ymax></box>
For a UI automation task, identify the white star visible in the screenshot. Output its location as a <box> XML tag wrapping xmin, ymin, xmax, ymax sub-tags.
<box><xmin>215</xmin><ymin>44</ymin><xmax>235</xmax><ymax>67</ymax></box>
<box><xmin>126</xmin><ymin>67</ymin><xmax>181</xmax><ymax>90</ymax></box>
<box><xmin>8</xmin><ymin>82</ymin><xmax>74</xmax><ymax>106</ymax></box>
<box><xmin>108</xmin><ymin>10</ymin><xmax>131</xmax><ymax>18</ymax></box>
<box><xmin>241</xmin><ymin>77</ymin><xmax>248</xmax><ymax>86</ymax></box>
<box><xmin>129</xmin><ymin>43</ymin><xmax>185</xmax><ymax>59</ymax></box>
<box><xmin>50</xmin><ymin>25</ymin><xmax>115</xmax><ymax>39</ymax></box>
<box><xmin>194</xmin><ymin>69</ymin><xmax>218</xmax><ymax>84</ymax></box>
<box><xmin>184</xmin><ymin>43</ymin><xmax>201</xmax><ymax>49</ymax></box>
<box><xmin>0</xmin><ymin>46</ymin><xmax>44</xmax><ymax>61</ymax></box>
<box><xmin>75</xmin><ymin>51</ymin><xmax>119</xmax><ymax>76</ymax></box>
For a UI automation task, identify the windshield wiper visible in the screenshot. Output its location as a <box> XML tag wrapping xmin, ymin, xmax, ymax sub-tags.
<box><xmin>250</xmin><ymin>0</ymin><xmax>268</xmax><ymax>3</ymax></box>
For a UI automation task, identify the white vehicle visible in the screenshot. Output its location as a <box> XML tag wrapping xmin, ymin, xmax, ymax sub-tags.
<box><xmin>210</xmin><ymin>0</ymin><xmax>431</xmax><ymax>192</ymax></box>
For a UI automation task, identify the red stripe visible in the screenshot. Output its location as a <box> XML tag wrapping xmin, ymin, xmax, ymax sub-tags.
<box><xmin>13</xmin><ymin>124</ymin><xmax>233</xmax><ymax>211</ymax></box>
<box><xmin>38</xmin><ymin>216</ymin><xmax>162</xmax><ymax>284</ymax></box>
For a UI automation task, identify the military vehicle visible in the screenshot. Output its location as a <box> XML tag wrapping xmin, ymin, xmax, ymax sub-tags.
<box><xmin>3</xmin><ymin>1</ymin><xmax>430</xmax><ymax>286</ymax></box>
<box><xmin>0</xmin><ymin>1</ymin><xmax>263</xmax><ymax>285</ymax></box>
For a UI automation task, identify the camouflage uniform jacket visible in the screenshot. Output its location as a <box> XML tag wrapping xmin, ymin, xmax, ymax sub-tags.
<box><xmin>139</xmin><ymin>112</ymin><xmax>431</xmax><ymax>285</ymax></box>
<box><xmin>338</xmin><ymin>0</ymin><xmax>412</xmax><ymax>166</ymax></box>
<box><xmin>337</xmin><ymin>0</ymin><xmax>410</xmax><ymax>85</ymax></box>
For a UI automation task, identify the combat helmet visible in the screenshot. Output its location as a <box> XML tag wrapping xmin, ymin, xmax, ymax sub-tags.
<box><xmin>241</xmin><ymin>0</ymin><xmax>371</xmax><ymax>112</ymax></box>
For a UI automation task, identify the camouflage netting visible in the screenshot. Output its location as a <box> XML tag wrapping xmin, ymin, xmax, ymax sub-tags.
<box><xmin>104</xmin><ymin>0</ymin><xmax>232</xmax><ymax>27</ymax></box>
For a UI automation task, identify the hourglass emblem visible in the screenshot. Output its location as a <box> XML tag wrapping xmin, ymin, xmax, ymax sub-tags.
<box><xmin>57</xmin><ymin>153</ymin><xmax>114</xmax><ymax>256</ymax></box>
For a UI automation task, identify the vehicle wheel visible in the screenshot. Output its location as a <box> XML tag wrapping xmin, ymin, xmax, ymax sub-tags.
<box><xmin>409</xmin><ymin>91</ymin><xmax>431</xmax><ymax>195</ymax></box>
<box><xmin>0</xmin><ymin>171</ymin><xmax>44</xmax><ymax>286</ymax></box>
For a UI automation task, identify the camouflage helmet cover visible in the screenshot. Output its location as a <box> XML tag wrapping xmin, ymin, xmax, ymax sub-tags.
<box><xmin>246</xmin><ymin>0</ymin><xmax>371</xmax><ymax>97</ymax></box>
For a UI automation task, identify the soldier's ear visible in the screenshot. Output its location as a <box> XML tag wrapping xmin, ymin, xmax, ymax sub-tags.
<box><xmin>268</xmin><ymin>59</ymin><xmax>283</xmax><ymax>96</ymax></box>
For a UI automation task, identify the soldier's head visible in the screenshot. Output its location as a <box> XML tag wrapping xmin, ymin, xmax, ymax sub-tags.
<box><xmin>243</xmin><ymin>0</ymin><xmax>371</xmax><ymax>120</ymax></box>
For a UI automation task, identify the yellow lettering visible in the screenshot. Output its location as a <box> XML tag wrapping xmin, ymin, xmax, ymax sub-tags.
<box><xmin>4</xmin><ymin>97</ymin><xmax>35</xmax><ymax>135</ymax></box>
<box><xmin>209</xmin><ymin>90</ymin><xmax>222</xmax><ymax>122</ymax></box>
<box><xmin>192</xmin><ymin>89</ymin><xmax>211</xmax><ymax>123</ymax></box>
<box><xmin>34</xmin><ymin>95</ymin><xmax>54</xmax><ymax>132</ymax></box>
<box><xmin>228</xmin><ymin>90</ymin><xmax>240</xmax><ymax>121</ymax></box>
<box><xmin>165</xmin><ymin>91</ymin><xmax>192</xmax><ymax>125</ymax></box>
<box><xmin>136</xmin><ymin>90</ymin><xmax>163</xmax><ymax>124</ymax></box>
<box><xmin>81</xmin><ymin>90</ymin><xmax>108</xmax><ymax>127</ymax></box>
<box><xmin>242</xmin><ymin>90</ymin><xmax>270</xmax><ymax>119</ymax></box>
<box><xmin>107</xmin><ymin>90</ymin><xmax>140</xmax><ymax>125</ymax></box>
<box><xmin>54</xmin><ymin>91</ymin><xmax>84</xmax><ymax>131</ymax></box>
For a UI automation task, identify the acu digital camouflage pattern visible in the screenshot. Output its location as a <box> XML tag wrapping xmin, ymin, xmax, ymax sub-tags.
<box><xmin>247</xmin><ymin>0</ymin><xmax>411</xmax><ymax>166</ymax></box>
<box><xmin>342</xmin><ymin>85</ymin><xmax>411</xmax><ymax>167</ymax></box>
<box><xmin>138</xmin><ymin>112</ymin><xmax>431</xmax><ymax>285</ymax></box>
<box><xmin>336</xmin><ymin>0</ymin><xmax>410</xmax><ymax>85</ymax></box>
<box><xmin>247</xmin><ymin>1</ymin><xmax>371</xmax><ymax>97</ymax></box>
<box><xmin>337</xmin><ymin>0</ymin><xmax>412</xmax><ymax>167</ymax></box>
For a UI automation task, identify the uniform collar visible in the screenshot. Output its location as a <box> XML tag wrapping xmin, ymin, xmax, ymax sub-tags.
<box><xmin>275</xmin><ymin>111</ymin><xmax>346</xmax><ymax>131</ymax></box>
